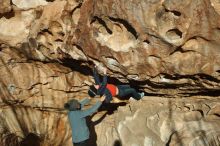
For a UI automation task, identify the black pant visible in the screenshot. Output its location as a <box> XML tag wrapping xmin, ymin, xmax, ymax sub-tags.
<box><xmin>73</xmin><ymin>139</ymin><xmax>88</xmax><ymax>146</ymax></box>
<box><xmin>117</xmin><ymin>85</ymin><xmax>141</xmax><ymax>100</ymax></box>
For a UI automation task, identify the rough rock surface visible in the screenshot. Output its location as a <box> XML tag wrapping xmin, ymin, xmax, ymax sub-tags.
<box><xmin>0</xmin><ymin>0</ymin><xmax>219</xmax><ymax>146</ymax></box>
<box><xmin>95</xmin><ymin>96</ymin><xmax>220</xmax><ymax>146</ymax></box>
<box><xmin>97</xmin><ymin>97</ymin><xmax>220</xmax><ymax>146</ymax></box>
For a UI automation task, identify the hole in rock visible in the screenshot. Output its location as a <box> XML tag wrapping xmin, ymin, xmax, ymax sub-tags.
<box><xmin>165</xmin><ymin>8</ymin><xmax>181</xmax><ymax>16</ymax></box>
<box><xmin>0</xmin><ymin>10</ymin><xmax>15</xmax><ymax>19</ymax></box>
<box><xmin>55</xmin><ymin>39</ymin><xmax>63</xmax><ymax>42</ymax></box>
<box><xmin>91</xmin><ymin>16</ymin><xmax>112</xmax><ymax>34</ymax></box>
<box><xmin>45</xmin><ymin>0</ymin><xmax>55</xmax><ymax>2</ymax></box>
<box><xmin>144</xmin><ymin>39</ymin><xmax>150</xmax><ymax>44</ymax></box>
<box><xmin>166</xmin><ymin>28</ymin><xmax>182</xmax><ymax>40</ymax></box>
<box><xmin>41</xmin><ymin>29</ymin><xmax>53</xmax><ymax>35</ymax></box>
<box><xmin>109</xmin><ymin>17</ymin><xmax>138</xmax><ymax>39</ymax></box>
<box><xmin>170</xmin><ymin>10</ymin><xmax>181</xmax><ymax>16</ymax></box>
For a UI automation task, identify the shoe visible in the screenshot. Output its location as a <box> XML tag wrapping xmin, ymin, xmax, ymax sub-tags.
<box><xmin>139</xmin><ymin>92</ymin><xmax>145</xmax><ymax>98</ymax></box>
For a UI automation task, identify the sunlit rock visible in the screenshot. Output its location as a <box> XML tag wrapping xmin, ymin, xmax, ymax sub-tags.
<box><xmin>0</xmin><ymin>0</ymin><xmax>220</xmax><ymax>146</ymax></box>
<box><xmin>12</xmin><ymin>0</ymin><xmax>48</xmax><ymax>9</ymax></box>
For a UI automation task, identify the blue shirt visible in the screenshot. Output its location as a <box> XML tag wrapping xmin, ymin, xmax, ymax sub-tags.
<box><xmin>67</xmin><ymin>98</ymin><xmax>102</xmax><ymax>143</ymax></box>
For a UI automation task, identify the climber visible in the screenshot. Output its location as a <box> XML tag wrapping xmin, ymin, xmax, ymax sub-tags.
<box><xmin>88</xmin><ymin>66</ymin><xmax>144</xmax><ymax>103</ymax></box>
<box><xmin>64</xmin><ymin>95</ymin><xmax>106</xmax><ymax>146</ymax></box>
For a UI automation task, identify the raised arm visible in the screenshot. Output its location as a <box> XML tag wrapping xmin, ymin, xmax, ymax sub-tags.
<box><xmin>97</xmin><ymin>78</ymin><xmax>107</xmax><ymax>96</ymax></box>
<box><xmin>93</xmin><ymin>67</ymin><xmax>100</xmax><ymax>84</ymax></box>
<box><xmin>80</xmin><ymin>95</ymin><xmax>106</xmax><ymax>117</ymax></box>
<box><xmin>79</xmin><ymin>98</ymin><xmax>90</xmax><ymax>108</ymax></box>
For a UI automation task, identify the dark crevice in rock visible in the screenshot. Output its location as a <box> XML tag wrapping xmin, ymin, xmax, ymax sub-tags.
<box><xmin>61</xmin><ymin>57</ymin><xmax>126</xmax><ymax>84</ymax></box>
<box><xmin>129</xmin><ymin>73</ymin><xmax>220</xmax><ymax>97</ymax></box>
<box><xmin>131</xmin><ymin>78</ymin><xmax>189</xmax><ymax>90</ymax></box>
<box><xmin>71</xmin><ymin>3</ymin><xmax>82</xmax><ymax>14</ymax></box>
<box><xmin>198</xmin><ymin>74</ymin><xmax>220</xmax><ymax>83</ymax></box>
<box><xmin>91</xmin><ymin>16</ymin><xmax>113</xmax><ymax>34</ymax></box>
<box><xmin>109</xmin><ymin>17</ymin><xmax>138</xmax><ymax>39</ymax></box>
<box><xmin>163</xmin><ymin>73</ymin><xmax>220</xmax><ymax>83</ymax></box>
<box><xmin>184</xmin><ymin>90</ymin><xmax>220</xmax><ymax>97</ymax></box>
<box><xmin>164</xmin><ymin>8</ymin><xmax>182</xmax><ymax>16</ymax></box>
<box><xmin>144</xmin><ymin>92</ymin><xmax>170</xmax><ymax>97</ymax></box>
<box><xmin>166</xmin><ymin>28</ymin><xmax>182</xmax><ymax>40</ymax></box>
<box><xmin>144</xmin><ymin>39</ymin><xmax>150</xmax><ymax>44</ymax></box>
<box><xmin>169</xmin><ymin>46</ymin><xmax>197</xmax><ymax>55</ymax></box>
<box><xmin>193</xmin><ymin>109</ymin><xmax>204</xmax><ymax>117</ymax></box>
<box><xmin>166</xmin><ymin>131</ymin><xmax>175</xmax><ymax>146</ymax></box>
<box><xmin>169</xmin><ymin>46</ymin><xmax>182</xmax><ymax>55</ymax></box>
<box><xmin>55</xmin><ymin>39</ymin><xmax>63</xmax><ymax>42</ymax></box>
<box><xmin>213</xmin><ymin>113</ymin><xmax>220</xmax><ymax>117</ymax></box>
<box><xmin>60</xmin><ymin>58</ymin><xmax>93</xmax><ymax>76</ymax></box>
<box><xmin>41</xmin><ymin>29</ymin><xmax>53</xmax><ymax>35</ymax></box>
<box><xmin>146</xmin><ymin>32</ymin><xmax>174</xmax><ymax>48</ymax></box>
<box><xmin>73</xmin><ymin>44</ymin><xmax>85</xmax><ymax>53</ymax></box>
<box><xmin>57</xmin><ymin>58</ymin><xmax>167</xmax><ymax>98</ymax></box>
<box><xmin>48</xmin><ymin>88</ymin><xmax>79</xmax><ymax>93</ymax></box>
<box><xmin>186</xmin><ymin>36</ymin><xmax>211</xmax><ymax>42</ymax></box>
<box><xmin>148</xmin><ymin>55</ymin><xmax>161</xmax><ymax>59</ymax></box>
<box><xmin>171</xmin><ymin>10</ymin><xmax>181</xmax><ymax>16</ymax></box>
<box><xmin>0</xmin><ymin>9</ymin><xmax>15</xmax><ymax>19</ymax></box>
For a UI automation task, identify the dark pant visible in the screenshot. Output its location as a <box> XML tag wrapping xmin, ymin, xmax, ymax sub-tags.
<box><xmin>73</xmin><ymin>139</ymin><xmax>88</xmax><ymax>146</ymax></box>
<box><xmin>117</xmin><ymin>85</ymin><xmax>141</xmax><ymax>100</ymax></box>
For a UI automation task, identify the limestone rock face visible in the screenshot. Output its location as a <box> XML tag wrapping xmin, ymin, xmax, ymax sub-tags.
<box><xmin>0</xmin><ymin>0</ymin><xmax>11</xmax><ymax>14</ymax></box>
<box><xmin>95</xmin><ymin>97</ymin><xmax>220</xmax><ymax>146</ymax></box>
<box><xmin>0</xmin><ymin>0</ymin><xmax>219</xmax><ymax>146</ymax></box>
